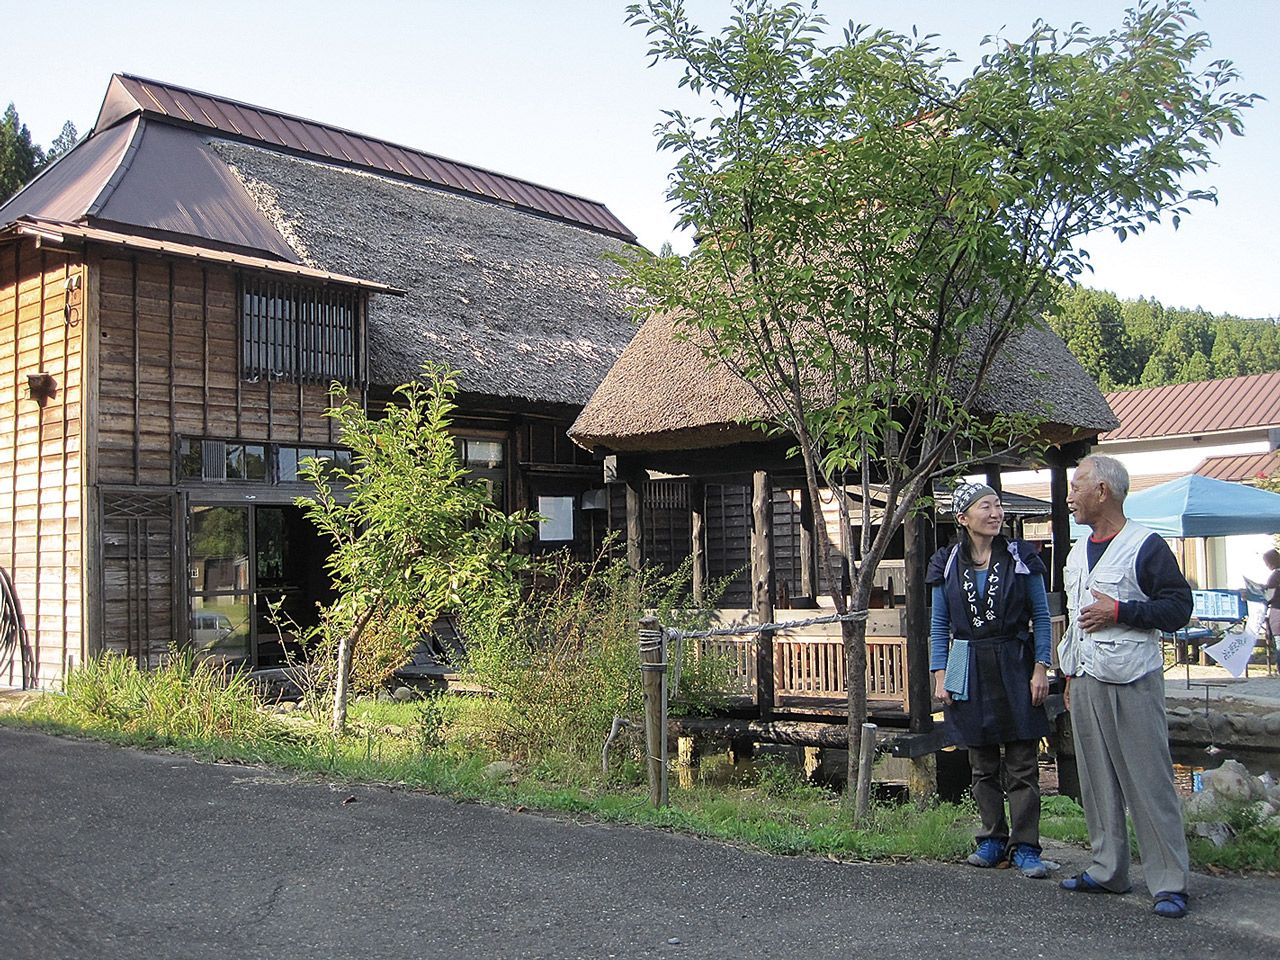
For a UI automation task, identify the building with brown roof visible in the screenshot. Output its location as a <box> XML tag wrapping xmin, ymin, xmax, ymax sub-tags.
<box><xmin>0</xmin><ymin>74</ymin><xmax>640</xmax><ymax>688</ymax></box>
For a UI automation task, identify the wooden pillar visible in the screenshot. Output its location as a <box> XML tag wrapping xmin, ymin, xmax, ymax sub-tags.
<box><xmin>690</xmin><ymin>480</ymin><xmax>707</xmax><ymax>606</ymax></box>
<box><xmin>1049</xmin><ymin>461</ymin><xmax>1070</xmax><ymax>593</ymax></box>
<box><xmin>904</xmin><ymin>509</ymin><xmax>933</xmax><ymax>734</ymax></box>
<box><xmin>626</xmin><ymin>475</ymin><xmax>645</xmax><ymax>573</ymax></box>
<box><xmin>638</xmin><ymin>615</ymin><xmax>667</xmax><ymax>808</ymax></box>
<box><xmin>984</xmin><ymin>464</ymin><xmax>1003</xmax><ymax>495</ymax></box>
<box><xmin>803</xmin><ymin>746</ymin><xmax>823</xmax><ymax>781</ymax></box>
<box><xmin>752</xmin><ymin>470</ymin><xmax>776</xmax><ymax>716</ymax></box>
<box><xmin>798</xmin><ymin>484</ymin><xmax>818</xmax><ymax>600</ymax></box>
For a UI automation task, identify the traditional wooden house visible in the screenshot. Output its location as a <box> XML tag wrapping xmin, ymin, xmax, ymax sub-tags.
<box><xmin>569</xmin><ymin>304</ymin><xmax>1119</xmax><ymax>727</ymax></box>
<box><xmin>0</xmin><ymin>74</ymin><xmax>639</xmax><ymax>688</ymax></box>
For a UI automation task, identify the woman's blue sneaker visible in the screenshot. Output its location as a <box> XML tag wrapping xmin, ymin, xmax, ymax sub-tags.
<box><xmin>1010</xmin><ymin>844</ymin><xmax>1048</xmax><ymax>878</ymax></box>
<box><xmin>966</xmin><ymin>838</ymin><xmax>1006</xmax><ymax>867</ymax></box>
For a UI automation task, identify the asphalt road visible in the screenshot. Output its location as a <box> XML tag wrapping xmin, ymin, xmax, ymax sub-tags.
<box><xmin>2</xmin><ymin>727</ymin><xmax>1277</xmax><ymax>960</ymax></box>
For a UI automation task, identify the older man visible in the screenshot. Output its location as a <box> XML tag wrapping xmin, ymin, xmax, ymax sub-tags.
<box><xmin>1059</xmin><ymin>455</ymin><xmax>1193</xmax><ymax>919</ymax></box>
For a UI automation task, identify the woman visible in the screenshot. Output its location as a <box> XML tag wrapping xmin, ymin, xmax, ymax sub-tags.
<box><xmin>928</xmin><ymin>481</ymin><xmax>1053</xmax><ymax>878</ymax></box>
<box><xmin>1263</xmin><ymin>549</ymin><xmax>1280</xmax><ymax>659</ymax></box>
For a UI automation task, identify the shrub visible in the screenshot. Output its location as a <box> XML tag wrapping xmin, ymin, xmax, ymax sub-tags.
<box><xmin>459</xmin><ymin>547</ymin><xmax>733</xmax><ymax>770</ymax></box>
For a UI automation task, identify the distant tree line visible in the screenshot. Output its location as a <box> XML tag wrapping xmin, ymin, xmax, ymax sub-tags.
<box><xmin>1</xmin><ymin>102</ymin><xmax>78</xmax><ymax>203</ymax></box>
<box><xmin>1047</xmin><ymin>285</ymin><xmax>1280</xmax><ymax>391</ymax></box>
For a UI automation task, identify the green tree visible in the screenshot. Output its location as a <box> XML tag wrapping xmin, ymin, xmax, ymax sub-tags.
<box><xmin>45</xmin><ymin>120</ymin><xmax>79</xmax><ymax>164</ymax></box>
<box><xmin>623</xmin><ymin>0</ymin><xmax>1254</xmax><ymax>803</ymax></box>
<box><xmin>0</xmin><ymin>103</ymin><xmax>44</xmax><ymax>202</ymax></box>
<box><xmin>297</xmin><ymin>366</ymin><xmax>533</xmax><ymax>733</ymax></box>
<box><xmin>1051</xmin><ymin>287</ymin><xmax>1131</xmax><ymax>389</ymax></box>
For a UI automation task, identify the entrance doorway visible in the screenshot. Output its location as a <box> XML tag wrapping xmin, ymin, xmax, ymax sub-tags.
<box><xmin>188</xmin><ymin>503</ymin><xmax>333</xmax><ymax>667</ymax></box>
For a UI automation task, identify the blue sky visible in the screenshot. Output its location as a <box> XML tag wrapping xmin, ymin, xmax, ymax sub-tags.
<box><xmin>3</xmin><ymin>1</ymin><xmax>1274</xmax><ymax>318</ymax></box>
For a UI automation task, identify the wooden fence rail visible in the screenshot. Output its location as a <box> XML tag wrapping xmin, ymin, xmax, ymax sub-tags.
<box><xmin>696</xmin><ymin>634</ymin><xmax>909</xmax><ymax>708</ymax></box>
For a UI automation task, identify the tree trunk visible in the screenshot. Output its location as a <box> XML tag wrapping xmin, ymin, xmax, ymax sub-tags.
<box><xmin>331</xmin><ymin>604</ymin><xmax>379</xmax><ymax>734</ymax></box>
<box><xmin>842</xmin><ymin>609</ymin><xmax>870</xmax><ymax>811</ymax></box>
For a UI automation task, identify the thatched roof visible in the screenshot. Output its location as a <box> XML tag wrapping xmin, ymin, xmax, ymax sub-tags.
<box><xmin>1</xmin><ymin>74</ymin><xmax>641</xmax><ymax>410</ymax></box>
<box><xmin>569</xmin><ymin>307</ymin><xmax>1119</xmax><ymax>454</ymax></box>
<box><xmin>213</xmin><ymin>141</ymin><xmax>640</xmax><ymax>407</ymax></box>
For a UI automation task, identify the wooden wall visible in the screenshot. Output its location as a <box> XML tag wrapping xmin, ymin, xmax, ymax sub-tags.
<box><xmin>0</xmin><ymin>239</ymin><xmax>85</xmax><ymax>688</ymax></box>
<box><xmin>93</xmin><ymin>254</ymin><xmax>351</xmax><ymax>669</ymax></box>
<box><xmin>95</xmin><ymin>255</ymin><xmax>342</xmax><ymax>487</ymax></box>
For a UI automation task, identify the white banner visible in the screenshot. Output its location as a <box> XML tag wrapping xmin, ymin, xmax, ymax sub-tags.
<box><xmin>1204</xmin><ymin>626</ymin><xmax>1255</xmax><ymax>678</ymax></box>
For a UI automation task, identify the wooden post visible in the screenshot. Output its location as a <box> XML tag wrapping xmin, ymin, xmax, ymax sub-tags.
<box><xmin>752</xmin><ymin>470</ymin><xmax>776</xmax><ymax>717</ymax></box>
<box><xmin>984</xmin><ymin>465</ymin><xmax>1003</xmax><ymax>495</ymax></box>
<box><xmin>853</xmin><ymin>722</ymin><xmax>877</xmax><ymax>822</ymax></box>
<box><xmin>690</xmin><ymin>480</ymin><xmax>706</xmax><ymax>606</ymax></box>
<box><xmin>904</xmin><ymin>510</ymin><xmax>933</xmax><ymax>734</ymax></box>
<box><xmin>798</xmin><ymin>483</ymin><xmax>818</xmax><ymax>600</ymax></box>
<box><xmin>803</xmin><ymin>746</ymin><xmax>823</xmax><ymax>781</ymax></box>
<box><xmin>1049</xmin><ymin>459</ymin><xmax>1070</xmax><ymax>593</ymax></box>
<box><xmin>908</xmin><ymin>755</ymin><xmax>937</xmax><ymax>804</ymax></box>
<box><xmin>638</xmin><ymin>616</ymin><xmax>666</xmax><ymax>807</ymax></box>
<box><xmin>676</xmin><ymin>735</ymin><xmax>697</xmax><ymax>790</ymax></box>
<box><xmin>626</xmin><ymin>475</ymin><xmax>645</xmax><ymax>573</ymax></box>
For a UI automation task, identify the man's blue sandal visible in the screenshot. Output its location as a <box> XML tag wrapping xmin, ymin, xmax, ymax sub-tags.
<box><xmin>1060</xmin><ymin>872</ymin><xmax>1131</xmax><ymax>894</ymax></box>
<box><xmin>1153</xmin><ymin>891</ymin><xmax>1188</xmax><ymax>918</ymax></box>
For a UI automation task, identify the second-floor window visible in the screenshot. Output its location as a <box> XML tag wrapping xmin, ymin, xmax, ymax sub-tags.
<box><xmin>241</xmin><ymin>277</ymin><xmax>360</xmax><ymax>385</ymax></box>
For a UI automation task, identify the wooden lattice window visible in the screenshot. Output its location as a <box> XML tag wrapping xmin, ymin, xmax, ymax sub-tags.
<box><xmin>240</xmin><ymin>277</ymin><xmax>360</xmax><ymax>385</ymax></box>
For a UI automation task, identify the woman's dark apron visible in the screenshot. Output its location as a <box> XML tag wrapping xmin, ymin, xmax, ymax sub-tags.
<box><xmin>930</xmin><ymin>540</ymin><xmax>1050</xmax><ymax>748</ymax></box>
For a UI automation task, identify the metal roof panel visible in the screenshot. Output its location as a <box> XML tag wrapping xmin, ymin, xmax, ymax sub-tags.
<box><xmin>96</xmin><ymin>74</ymin><xmax>636</xmax><ymax>241</ymax></box>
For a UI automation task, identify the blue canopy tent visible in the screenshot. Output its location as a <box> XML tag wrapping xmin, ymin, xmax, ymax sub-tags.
<box><xmin>1120</xmin><ymin>474</ymin><xmax>1280</xmax><ymax>538</ymax></box>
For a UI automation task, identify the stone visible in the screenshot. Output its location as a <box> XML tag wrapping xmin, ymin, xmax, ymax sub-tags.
<box><xmin>1263</xmin><ymin>713</ymin><xmax>1280</xmax><ymax>736</ymax></box>
<box><xmin>393</xmin><ymin>686</ymin><xmax>414</xmax><ymax>701</ymax></box>
<box><xmin>1209</xmin><ymin>712</ymin><xmax>1233</xmax><ymax>738</ymax></box>
<box><xmin>483</xmin><ymin>761</ymin><xmax>518</xmax><ymax>780</ymax></box>
<box><xmin>1201</xmin><ymin>759</ymin><xmax>1264</xmax><ymax>801</ymax></box>
<box><xmin>1249</xmin><ymin>799</ymin><xmax>1279</xmax><ymax>821</ymax></box>
<box><xmin>1183</xmin><ymin>791</ymin><xmax>1221</xmax><ymax>819</ymax></box>
<box><xmin>1168</xmin><ymin>706</ymin><xmax>1193</xmax><ymax>719</ymax></box>
<box><xmin>1191</xmin><ymin>821</ymin><xmax>1235</xmax><ymax>847</ymax></box>
<box><xmin>1244</xmin><ymin>715</ymin><xmax>1265</xmax><ymax>736</ymax></box>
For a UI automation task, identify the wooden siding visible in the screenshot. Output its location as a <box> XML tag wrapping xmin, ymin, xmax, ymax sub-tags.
<box><xmin>90</xmin><ymin>254</ymin><xmax>360</xmax><ymax>674</ymax></box>
<box><xmin>95</xmin><ymin>256</ymin><xmax>343</xmax><ymax>485</ymax></box>
<box><xmin>0</xmin><ymin>240</ymin><xmax>85</xmax><ymax>687</ymax></box>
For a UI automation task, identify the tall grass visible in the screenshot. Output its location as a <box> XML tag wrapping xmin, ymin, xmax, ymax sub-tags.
<box><xmin>24</xmin><ymin>647</ymin><xmax>295</xmax><ymax>748</ymax></box>
<box><xmin>460</xmin><ymin>549</ymin><xmax>733</xmax><ymax>768</ymax></box>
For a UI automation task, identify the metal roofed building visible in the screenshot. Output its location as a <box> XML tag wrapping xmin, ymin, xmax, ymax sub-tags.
<box><xmin>0</xmin><ymin>74</ymin><xmax>641</xmax><ymax>687</ymax></box>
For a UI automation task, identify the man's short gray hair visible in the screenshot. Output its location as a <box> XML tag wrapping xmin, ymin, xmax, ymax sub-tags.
<box><xmin>1081</xmin><ymin>454</ymin><xmax>1130</xmax><ymax>503</ymax></box>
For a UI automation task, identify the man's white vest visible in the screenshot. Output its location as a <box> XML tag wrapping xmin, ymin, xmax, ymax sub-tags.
<box><xmin>1059</xmin><ymin>519</ymin><xmax>1164</xmax><ymax>683</ymax></box>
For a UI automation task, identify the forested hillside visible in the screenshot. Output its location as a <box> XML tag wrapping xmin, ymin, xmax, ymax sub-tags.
<box><xmin>1047</xmin><ymin>287</ymin><xmax>1280</xmax><ymax>391</ymax></box>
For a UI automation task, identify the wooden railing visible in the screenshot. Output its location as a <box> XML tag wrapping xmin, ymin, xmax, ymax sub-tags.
<box><xmin>696</xmin><ymin>625</ymin><xmax>909</xmax><ymax>708</ymax></box>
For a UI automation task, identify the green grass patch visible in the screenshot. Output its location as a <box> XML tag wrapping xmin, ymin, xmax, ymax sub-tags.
<box><xmin>6</xmin><ymin>653</ymin><xmax>1276</xmax><ymax>873</ymax></box>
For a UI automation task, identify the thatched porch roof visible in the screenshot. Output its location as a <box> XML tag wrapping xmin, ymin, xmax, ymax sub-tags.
<box><xmin>569</xmin><ymin>307</ymin><xmax>1119</xmax><ymax>455</ymax></box>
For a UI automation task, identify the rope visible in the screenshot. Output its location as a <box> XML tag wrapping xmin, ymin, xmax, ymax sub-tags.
<box><xmin>664</xmin><ymin>607</ymin><xmax>870</xmax><ymax>643</ymax></box>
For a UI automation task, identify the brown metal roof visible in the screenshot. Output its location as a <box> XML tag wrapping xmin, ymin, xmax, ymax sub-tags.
<box><xmin>1193</xmin><ymin>451</ymin><xmax>1280</xmax><ymax>483</ymax></box>
<box><xmin>1102</xmin><ymin>371</ymin><xmax>1280</xmax><ymax>441</ymax></box>
<box><xmin>94</xmin><ymin>74</ymin><xmax>636</xmax><ymax>243</ymax></box>
<box><xmin>2</xmin><ymin>217</ymin><xmax>404</xmax><ymax>294</ymax></box>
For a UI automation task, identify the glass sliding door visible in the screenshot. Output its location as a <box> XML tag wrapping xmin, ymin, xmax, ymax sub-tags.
<box><xmin>188</xmin><ymin>503</ymin><xmax>332</xmax><ymax>667</ymax></box>
<box><xmin>189</xmin><ymin>505</ymin><xmax>253</xmax><ymax>664</ymax></box>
